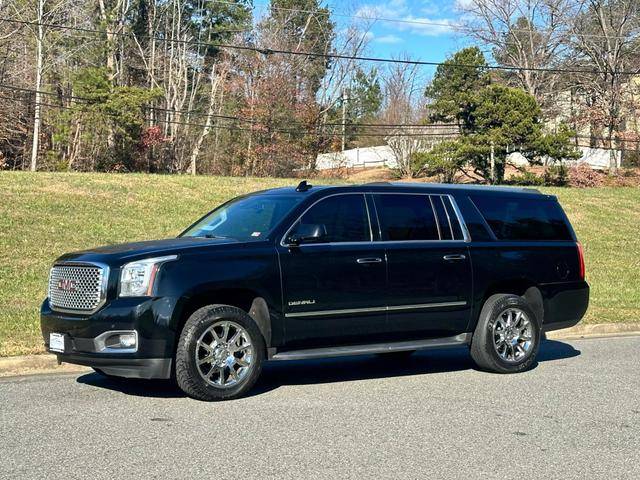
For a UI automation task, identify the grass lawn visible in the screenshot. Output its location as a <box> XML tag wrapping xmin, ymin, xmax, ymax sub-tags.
<box><xmin>0</xmin><ymin>172</ymin><xmax>638</xmax><ymax>356</ymax></box>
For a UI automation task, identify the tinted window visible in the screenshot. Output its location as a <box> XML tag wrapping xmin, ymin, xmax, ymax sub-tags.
<box><xmin>182</xmin><ymin>194</ymin><xmax>303</xmax><ymax>241</ymax></box>
<box><xmin>375</xmin><ymin>194</ymin><xmax>439</xmax><ymax>241</ymax></box>
<box><xmin>432</xmin><ymin>196</ymin><xmax>452</xmax><ymax>240</ymax></box>
<box><xmin>471</xmin><ymin>195</ymin><xmax>573</xmax><ymax>241</ymax></box>
<box><xmin>290</xmin><ymin>194</ymin><xmax>370</xmax><ymax>243</ymax></box>
<box><xmin>442</xmin><ymin>196</ymin><xmax>465</xmax><ymax>240</ymax></box>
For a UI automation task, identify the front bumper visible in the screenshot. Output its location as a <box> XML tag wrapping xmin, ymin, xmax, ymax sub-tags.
<box><xmin>41</xmin><ymin>296</ymin><xmax>177</xmax><ymax>379</ymax></box>
<box><xmin>54</xmin><ymin>354</ymin><xmax>172</xmax><ymax>379</ymax></box>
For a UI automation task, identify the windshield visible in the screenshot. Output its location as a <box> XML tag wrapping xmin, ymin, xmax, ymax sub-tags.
<box><xmin>181</xmin><ymin>194</ymin><xmax>303</xmax><ymax>242</ymax></box>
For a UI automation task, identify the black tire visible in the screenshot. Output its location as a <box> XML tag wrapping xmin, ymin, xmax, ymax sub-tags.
<box><xmin>175</xmin><ymin>304</ymin><xmax>265</xmax><ymax>401</ymax></box>
<box><xmin>470</xmin><ymin>294</ymin><xmax>540</xmax><ymax>374</ymax></box>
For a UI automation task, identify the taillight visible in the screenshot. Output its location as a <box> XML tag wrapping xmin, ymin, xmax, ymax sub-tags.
<box><xmin>576</xmin><ymin>241</ymin><xmax>585</xmax><ymax>280</ymax></box>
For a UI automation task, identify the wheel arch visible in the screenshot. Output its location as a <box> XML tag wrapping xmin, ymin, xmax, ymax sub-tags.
<box><xmin>172</xmin><ymin>288</ymin><xmax>273</xmax><ymax>351</ymax></box>
<box><xmin>473</xmin><ymin>279</ymin><xmax>544</xmax><ymax>329</ymax></box>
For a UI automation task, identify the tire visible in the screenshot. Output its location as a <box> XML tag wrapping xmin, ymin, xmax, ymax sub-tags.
<box><xmin>175</xmin><ymin>304</ymin><xmax>265</xmax><ymax>401</ymax></box>
<box><xmin>470</xmin><ymin>294</ymin><xmax>540</xmax><ymax>374</ymax></box>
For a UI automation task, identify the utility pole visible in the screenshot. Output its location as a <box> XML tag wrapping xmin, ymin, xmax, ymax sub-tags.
<box><xmin>30</xmin><ymin>0</ymin><xmax>45</xmax><ymax>172</ymax></box>
<box><xmin>341</xmin><ymin>88</ymin><xmax>349</xmax><ymax>151</ymax></box>
<box><xmin>490</xmin><ymin>141</ymin><xmax>495</xmax><ymax>184</ymax></box>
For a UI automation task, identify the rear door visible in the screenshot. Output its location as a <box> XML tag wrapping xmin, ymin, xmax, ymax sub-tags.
<box><xmin>373</xmin><ymin>193</ymin><xmax>472</xmax><ymax>339</ymax></box>
<box><xmin>277</xmin><ymin>193</ymin><xmax>387</xmax><ymax>348</ymax></box>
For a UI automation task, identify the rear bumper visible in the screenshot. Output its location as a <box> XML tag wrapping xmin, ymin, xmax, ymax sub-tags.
<box><xmin>540</xmin><ymin>280</ymin><xmax>590</xmax><ymax>332</ymax></box>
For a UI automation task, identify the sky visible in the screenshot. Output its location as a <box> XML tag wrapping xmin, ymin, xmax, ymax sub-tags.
<box><xmin>326</xmin><ymin>0</ymin><xmax>475</xmax><ymax>76</ymax></box>
<box><xmin>249</xmin><ymin>0</ymin><xmax>477</xmax><ymax>79</ymax></box>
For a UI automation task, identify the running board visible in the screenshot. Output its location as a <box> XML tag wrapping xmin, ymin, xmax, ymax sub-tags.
<box><xmin>271</xmin><ymin>333</ymin><xmax>472</xmax><ymax>361</ymax></box>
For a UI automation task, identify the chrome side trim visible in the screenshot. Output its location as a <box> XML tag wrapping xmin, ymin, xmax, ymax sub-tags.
<box><xmin>445</xmin><ymin>194</ymin><xmax>471</xmax><ymax>242</ymax></box>
<box><xmin>281</xmin><ymin>192</ymin><xmax>373</xmax><ymax>247</ymax></box>
<box><xmin>284</xmin><ymin>300</ymin><xmax>467</xmax><ymax>318</ymax></box>
<box><xmin>280</xmin><ymin>191</ymin><xmax>472</xmax><ymax>247</ymax></box>
<box><xmin>386</xmin><ymin>301</ymin><xmax>467</xmax><ymax>311</ymax></box>
<box><xmin>271</xmin><ymin>333</ymin><xmax>472</xmax><ymax>360</ymax></box>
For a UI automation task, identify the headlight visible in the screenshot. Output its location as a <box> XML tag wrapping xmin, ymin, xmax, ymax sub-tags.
<box><xmin>119</xmin><ymin>255</ymin><xmax>177</xmax><ymax>297</ymax></box>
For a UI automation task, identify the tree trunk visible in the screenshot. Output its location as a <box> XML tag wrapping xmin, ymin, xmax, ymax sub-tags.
<box><xmin>189</xmin><ymin>65</ymin><xmax>221</xmax><ymax>175</ymax></box>
<box><xmin>30</xmin><ymin>0</ymin><xmax>45</xmax><ymax>172</ymax></box>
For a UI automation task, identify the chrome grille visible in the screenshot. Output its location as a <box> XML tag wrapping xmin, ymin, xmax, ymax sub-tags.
<box><xmin>48</xmin><ymin>264</ymin><xmax>107</xmax><ymax>313</ymax></box>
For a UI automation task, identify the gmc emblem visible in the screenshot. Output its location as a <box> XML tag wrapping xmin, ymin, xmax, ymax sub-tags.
<box><xmin>56</xmin><ymin>278</ymin><xmax>77</xmax><ymax>293</ymax></box>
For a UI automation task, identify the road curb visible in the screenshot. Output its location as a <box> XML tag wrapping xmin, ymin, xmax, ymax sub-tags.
<box><xmin>0</xmin><ymin>354</ymin><xmax>90</xmax><ymax>378</ymax></box>
<box><xmin>1</xmin><ymin>323</ymin><xmax>639</xmax><ymax>377</ymax></box>
<box><xmin>545</xmin><ymin>322</ymin><xmax>640</xmax><ymax>340</ymax></box>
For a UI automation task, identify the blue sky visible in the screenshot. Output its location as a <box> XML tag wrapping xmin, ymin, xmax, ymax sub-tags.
<box><xmin>327</xmin><ymin>0</ymin><xmax>475</xmax><ymax>74</ymax></box>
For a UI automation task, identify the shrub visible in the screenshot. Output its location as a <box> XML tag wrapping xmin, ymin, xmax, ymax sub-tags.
<box><xmin>505</xmin><ymin>170</ymin><xmax>544</xmax><ymax>186</ymax></box>
<box><xmin>568</xmin><ymin>164</ymin><xmax>604</xmax><ymax>188</ymax></box>
<box><xmin>543</xmin><ymin>164</ymin><xmax>568</xmax><ymax>186</ymax></box>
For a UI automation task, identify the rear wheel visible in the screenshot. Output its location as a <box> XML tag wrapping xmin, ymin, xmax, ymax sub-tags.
<box><xmin>470</xmin><ymin>294</ymin><xmax>540</xmax><ymax>373</ymax></box>
<box><xmin>176</xmin><ymin>305</ymin><xmax>265</xmax><ymax>401</ymax></box>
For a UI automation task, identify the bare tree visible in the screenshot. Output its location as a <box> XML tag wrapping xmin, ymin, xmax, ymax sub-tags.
<box><xmin>458</xmin><ymin>0</ymin><xmax>572</xmax><ymax>108</ymax></box>
<box><xmin>381</xmin><ymin>56</ymin><xmax>430</xmax><ymax>177</ymax></box>
<box><xmin>566</xmin><ymin>0</ymin><xmax>640</xmax><ymax>169</ymax></box>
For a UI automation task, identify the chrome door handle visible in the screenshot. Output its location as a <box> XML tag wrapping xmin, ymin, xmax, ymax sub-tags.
<box><xmin>443</xmin><ymin>254</ymin><xmax>466</xmax><ymax>261</ymax></box>
<box><xmin>356</xmin><ymin>257</ymin><xmax>383</xmax><ymax>264</ymax></box>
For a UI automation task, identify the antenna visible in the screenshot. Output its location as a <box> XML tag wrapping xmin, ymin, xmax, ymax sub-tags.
<box><xmin>296</xmin><ymin>180</ymin><xmax>313</xmax><ymax>192</ymax></box>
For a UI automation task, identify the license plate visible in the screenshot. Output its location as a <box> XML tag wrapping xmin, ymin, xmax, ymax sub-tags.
<box><xmin>49</xmin><ymin>333</ymin><xmax>66</xmax><ymax>353</ymax></box>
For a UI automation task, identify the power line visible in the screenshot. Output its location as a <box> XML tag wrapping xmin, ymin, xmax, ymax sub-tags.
<box><xmin>7</xmin><ymin>93</ymin><xmax>640</xmax><ymax>148</ymax></box>
<box><xmin>3</xmin><ymin>83</ymin><xmax>638</xmax><ymax>148</ymax></box>
<box><xmin>2</xmin><ymin>17</ymin><xmax>639</xmax><ymax>76</ymax></box>
<box><xmin>0</xmin><ymin>82</ymin><xmax>464</xmax><ymax>130</ymax></box>
<box><xmin>208</xmin><ymin>0</ymin><xmax>640</xmax><ymax>42</ymax></box>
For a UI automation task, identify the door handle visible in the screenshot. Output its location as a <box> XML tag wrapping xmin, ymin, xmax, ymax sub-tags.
<box><xmin>356</xmin><ymin>257</ymin><xmax>383</xmax><ymax>264</ymax></box>
<box><xmin>443</xmin><ymin>254</ymin><xmax>466</xmax><ymax>261</ymax></box>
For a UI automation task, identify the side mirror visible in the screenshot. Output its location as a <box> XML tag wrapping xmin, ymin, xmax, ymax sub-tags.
<box><xmin>287</xmin><ymin>223</ymin><xmax>327</xmax><ymax>245</ymax></box>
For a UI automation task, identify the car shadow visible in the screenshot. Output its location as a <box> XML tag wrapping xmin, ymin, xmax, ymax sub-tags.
<box><xmin>76</xmin><ymin>339</ymin><xmax>581</xmax><ymax>399</ymax></box>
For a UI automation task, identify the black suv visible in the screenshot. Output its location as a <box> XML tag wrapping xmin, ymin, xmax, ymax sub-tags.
<box><xmin>41</xmin><ymin>182</ymin><xmax>589</xmax><ymax>400</ymax></box>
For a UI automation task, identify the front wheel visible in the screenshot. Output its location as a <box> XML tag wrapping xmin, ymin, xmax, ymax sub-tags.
<box><xmin>175</xmin><ymin>305</ymin><xmax>265</xmax><ymax>401</ymax></box>
<box><xmin>470</xmin><ymin>294</ymin><xmax>540</xmax><ymax>374</ymax></box>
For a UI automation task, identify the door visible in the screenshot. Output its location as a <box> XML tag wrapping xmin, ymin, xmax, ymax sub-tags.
<box><xmin>373</xmin><ymin>193</ymin><xmax>472</xmax><ymax>340</ymax></box>
<box><xmin>277</xmin><ymin>193</ymin><xmax>387</xmax><ymax>349</ymax></box>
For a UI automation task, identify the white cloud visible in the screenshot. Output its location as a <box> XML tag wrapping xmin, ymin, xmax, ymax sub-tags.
<box><xmin>355</xmin><ymin>1</ymin><xmax>459</xmax><ymax>37</ymax></box>
<box><xmin>375</xmin><ymin>34</ymin><xmax>404</xmax><ymax>44</ymax></box>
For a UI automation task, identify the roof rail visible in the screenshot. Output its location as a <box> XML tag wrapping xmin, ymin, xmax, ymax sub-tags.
<box><xmin>364</xmin><ymin>181</ymin><xmax>392</xmax><ymax>186</ymax></box>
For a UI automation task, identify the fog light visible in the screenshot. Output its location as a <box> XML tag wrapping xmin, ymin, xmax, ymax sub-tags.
<box><xmin>119</xmin><ymin>333</ymin><xmax>137</xmax><ymax>348</ymax></box>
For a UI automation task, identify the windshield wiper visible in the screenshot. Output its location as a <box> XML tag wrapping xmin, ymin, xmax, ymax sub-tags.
<box><xmin>201</xmin><ymin>234</ymin><xmax>229</xmax><ymax>239</ymax></box>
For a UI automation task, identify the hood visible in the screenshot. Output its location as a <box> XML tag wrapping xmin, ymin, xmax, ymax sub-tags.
<box><xmin>56</xmin><ymin>237</ymin><xmax>240</xmax><ymax>265</ymax></box>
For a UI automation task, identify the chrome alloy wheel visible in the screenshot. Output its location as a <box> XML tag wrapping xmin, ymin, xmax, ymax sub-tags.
<box><xmin>491</xmin><ymin>308</ymin><xmax>533</xmax><ymax>363</ymax></box>
<box><xmin>195</xmin><ymin>321</ymin><xmax>254</xmax><ymax>388</ymax></box>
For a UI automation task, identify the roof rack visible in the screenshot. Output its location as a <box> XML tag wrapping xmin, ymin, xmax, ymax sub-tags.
<box><xmin>295</xmin><ymin>180</ymin><xmax>313</xmax><ymax>192</ymax></box>
<box><xmin>364</xmin><ymin>181</ymin><xmax>392</xmax><ymax>186</ymax></box>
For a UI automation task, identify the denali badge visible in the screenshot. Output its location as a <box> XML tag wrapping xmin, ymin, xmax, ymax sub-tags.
<box><xmin>56</xmin><ymin>278</ymin><xmax>77</xmax><ymax>293</ymax></box>
<box><xmin>288</xmin><ymin>299</ymin><xmax>316</xmax><ymax>306</ymax></box>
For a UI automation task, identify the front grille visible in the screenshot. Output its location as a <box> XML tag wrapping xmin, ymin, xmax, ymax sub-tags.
<box><xmin>48</xmin><ymin>264</ymin><xmax>107</xmax><ymax>313</ymax></box>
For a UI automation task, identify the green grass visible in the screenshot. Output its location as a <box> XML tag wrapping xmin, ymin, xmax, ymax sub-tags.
<box><xmin>0</xmin><ymin>172</ymin><xmax>638</xmax><ymax>356</ymax></box>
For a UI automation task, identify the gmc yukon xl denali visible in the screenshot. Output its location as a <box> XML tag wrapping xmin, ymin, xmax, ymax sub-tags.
<box><xmin>41</xmin><ymin>182</ymin><xmax>589</xmax><ymax>400</ymax></box>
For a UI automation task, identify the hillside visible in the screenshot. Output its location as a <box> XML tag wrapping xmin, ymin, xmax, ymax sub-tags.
<box><xmin>0</xmin><ymin>172</ymin><xmax>638</xmax><ymax>356</ymax></box>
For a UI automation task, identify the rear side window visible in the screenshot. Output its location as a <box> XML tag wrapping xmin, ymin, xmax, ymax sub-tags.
<box><xmin>374</xmin><ymin>194</ymin><xmax>439</xmax><ymax>241</ymax></box>
<box><xmin>471</xmin><ymin>195</ymin><xmax>573</xmax><ymax>241</ymax></box>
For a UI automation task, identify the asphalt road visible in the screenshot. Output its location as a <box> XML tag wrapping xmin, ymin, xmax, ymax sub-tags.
<box><xmin>1</xmin><ymin>336</ymin><xmax>639</xmax><ymax>480</ymax></box>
